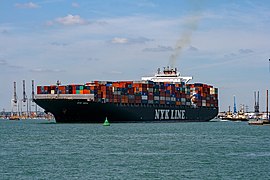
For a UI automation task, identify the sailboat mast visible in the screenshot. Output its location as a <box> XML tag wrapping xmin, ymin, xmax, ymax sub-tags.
<box><xmin>267</xmin><ymin>90</ymin><xmax>269</xmax><ymax>120</ymax></box>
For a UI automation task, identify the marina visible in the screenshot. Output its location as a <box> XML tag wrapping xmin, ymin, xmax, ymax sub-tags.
<box><xmin>218</xmin><ymin>90</ymin><xmax>269</xmax><ymax>125</ymax></box>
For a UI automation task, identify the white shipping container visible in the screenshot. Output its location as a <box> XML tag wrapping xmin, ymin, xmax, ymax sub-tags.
<box><xmin>160</xmin><ymin>96</ymin><xmax>165</xmax><ymax>101</ymax></box>
<box><xmin>142</xmin><ymin>95</ymin><xmax>148</xmax><ymax>100</ymax></box>
<box><xmin>148</xmin><ymin>88</ymin><xmax>153</xmax><ymax>93</ymax></box>
<box><xmin>51</xmin><ymin>90</ymin><xmax>55</xmax><ymax>94</ymax></box>
<box><xmin>210</xmin><ymin>88</ymin><xmax>216</xmax><ymax>95</ymax></box>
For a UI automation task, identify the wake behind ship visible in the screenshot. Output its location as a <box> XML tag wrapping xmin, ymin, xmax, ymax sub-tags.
<box><xmin>34</xmin><ymin>67</ymin><xmax>218</xmax><ymax>123</ymax></box>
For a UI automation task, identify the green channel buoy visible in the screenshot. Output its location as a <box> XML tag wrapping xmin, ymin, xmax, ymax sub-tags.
<box><xmin>103</xmin><ymin>117</ymin><xmax>110</xmax><ymax>126</ymax></box>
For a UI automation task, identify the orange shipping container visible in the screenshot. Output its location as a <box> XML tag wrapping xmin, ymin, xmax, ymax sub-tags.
<box><xmin>83</xmin><ymin>89</ymin><xmax>89</xmax><ymax>94</ymax></box>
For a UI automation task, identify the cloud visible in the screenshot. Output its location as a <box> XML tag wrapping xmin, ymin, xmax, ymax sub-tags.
<box><xmin>188</xmin><ymin>46</ymin><xmax>199</xmax><ymax>52</ymax></box>
<box><xmin>239</xmin><ymin>49</ymin><xmax>253</xmax><ymax>54</ymax></box>
<box><xmin>8</xmin><ymin>64</ymin><xmax>24</xmax><ymax>69</ymax></box>
<box><xmin>224</xmin><ymin>53</ymin><xmax>237</xmax><ymax>58</ymax></box>
<box><xmin>0</xmin><ymin>59</ymin><xmax>7</xmax><ymax>65</ymax></box>
<box><xmin>87</xmin><ymin>57</ymin><xmax>100</xmax><ymax>61</ymax></box>
<box><xmin>1</xmin><ymin>30</ymin><xmax>9</xmax><ymax>34</ymax></box>
<box><xmin>50</xmin><ymin>42</ymin><xmax>68</xmax><ymax>46</ymax></box>
<box><xmin>224</xmin><ymin>49</ymin><xmax>254</xmax><ymax>58</ymax></box>
<box><xmin>143</xmin><ymin>45</ymin><xmax>173</xmax><ymax>52</ymax></box>
<box><xmin>109</xmin><ymin>71</ymin><xmax>122</xmax><ymax>74</ymax></box>
<box><xmin>111</xmin><ymin>37</ymin><xmax>153</xmax><ymax>44</ymax></box>
<box><xmin>0</xmin><ymin>60</ymin><xmax>24</xmax><ymax>69</ymax></box>
<box><xmin>94</xmin><ymin>21</ymin><xmax>108</xmax><ymax>25</ymax></box>
<box><xmin>72</xmin><ymin>2</ymin><xmax>80</xmax><ymax>8</ymax></box>
<box><xmin>111</xmin><ymin>37</ymin><xmax>128</xmax><ymax>44</ymax></box>
<box><xmin>30</xmin><ymin>68</ymin><xmax>64</xmax><ymax>73</ymax></box>
<box><xmin>129</xmin><ymin>37</ymin><xmax>153</xmax><ymax>44</ymax></box>
<box><xmin>15</xmin><ymin>2</ymin><xmax>39</xmax><ymax>9</ymax></box>
<box><xmin>55</xmin><ymin>14</ymin><xmax>88</xmax><ymax>25</ymax></box>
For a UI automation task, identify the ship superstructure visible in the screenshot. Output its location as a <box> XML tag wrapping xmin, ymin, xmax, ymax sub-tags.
<box><xmin>142</xmin><ymin>67</ymin><xmax>192</xmax><ymax>83</ymax></box>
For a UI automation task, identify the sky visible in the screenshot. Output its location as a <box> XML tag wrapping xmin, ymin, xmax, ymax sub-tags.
<box><xmin>0</xmin><ymin>0</ymin><xmax>270</xmax><ymax>112</ymax></box>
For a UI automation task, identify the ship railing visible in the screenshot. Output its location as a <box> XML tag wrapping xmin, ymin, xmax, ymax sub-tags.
<box><xmin>35</xmin><ymin>94</ymin><xmax>95</xmax><ymax>101</ymax></box>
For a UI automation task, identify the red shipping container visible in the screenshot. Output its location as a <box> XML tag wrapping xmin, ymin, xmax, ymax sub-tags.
<box><xmin>37</xmin><ymin>86</ymin><xmax>42</xmax><ymax>94</ymax></box>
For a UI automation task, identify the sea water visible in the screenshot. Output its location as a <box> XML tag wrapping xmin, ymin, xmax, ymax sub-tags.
<box><xmin>1</xmin><ymin>119</ymin><xmax>270</xmax><ymax>179</ymax></box>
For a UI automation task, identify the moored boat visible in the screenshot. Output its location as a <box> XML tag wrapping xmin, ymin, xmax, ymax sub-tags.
<box><xmin>9</xmin><ymin>116</ymin><xmax>20</xmax><ymax>120</ymax></box>
<box><xmin>248</xmin><ymin>119</ymin><xmax>264</xmax><ymax>125</ymax></box>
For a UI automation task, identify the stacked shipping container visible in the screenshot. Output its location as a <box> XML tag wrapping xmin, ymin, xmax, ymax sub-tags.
<box><xmin>37</xmin><ymin>81</ymin><xmax>218</xmax><ymax>108</ymax></box>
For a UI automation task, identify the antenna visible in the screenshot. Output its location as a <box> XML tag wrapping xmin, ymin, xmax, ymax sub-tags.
<box><xmin>31</xmin><ymin>80</ymin><xmax>34</xmax><ymax>101</ymax></box>
<box><xmin>11</xmin><ymin>81</ymin><xmax>19</xmax><ymax>117</ymax></box>
<box><xmin>254</xmin><ymin>91</ymin><xmax>256</xmax><ymax>108</ymax></box>
<box><xmin>13</xmin><ymin>82</ymin><xmax>17</xmax><ymax>104</ymax></box>
<box><xmin>23</xmin><ymin>80</ymin><xmax>27</xmax><ymax>102</ymax></box>
<box><xmin>257</xmin><ymin>91</ymin><xmax>259</xmax><ymax>111</ymax></box>
<box><xmin>267</xmin><ymin>90</ymin><xmax>269</xmax><ymax>120</ymax></box>
<box><xmin>233</xmin><ymin>95</ymin><xmax>237</xmax><ymax>114</ymax></box>
<box><xmin>21</xmin><ymin>80</ymin><xmax>29</xmax><ymax>118</ymax></box>
<box><xmin>245</xmin><ymin>105</ymin><xmax>249</xmax><ymax>113</ymax></box>
<box><xmin>29</xmin><ymin>80</ymin><xmax>36</xmax><ymax>118</ymax></box>
<box><xmin>254</xmin><ymin>91</ymin><xmax>259</xmax><ymax>113</ymax></box>
<box><xmin>56</xmin><ymin>80</ymin><xmax>61</xmax><ymax>97</ymax></box>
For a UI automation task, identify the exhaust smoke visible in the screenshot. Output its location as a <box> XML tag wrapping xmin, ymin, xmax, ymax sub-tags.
<box><xmin>168</xmin><ymin>0</ymin><xmax>203</xmax><ymax>69</ymax></box>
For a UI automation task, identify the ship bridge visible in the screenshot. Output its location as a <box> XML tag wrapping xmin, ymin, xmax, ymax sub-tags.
<box><xmin>142</xmin><ymin>67</ymin><xmax>192</xmax><ymax>83</ymax></box>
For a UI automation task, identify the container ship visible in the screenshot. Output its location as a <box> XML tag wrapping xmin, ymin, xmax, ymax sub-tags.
<box><xmin>34</xmin><ymin>67</ymin><xmax>218</xmax><ymax>123</ymax></box>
